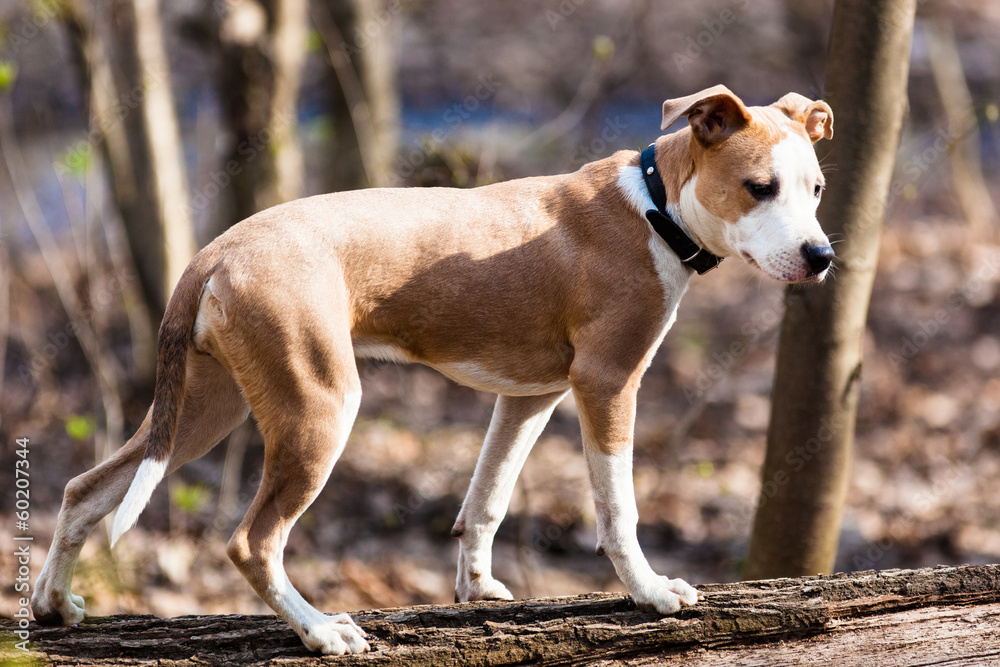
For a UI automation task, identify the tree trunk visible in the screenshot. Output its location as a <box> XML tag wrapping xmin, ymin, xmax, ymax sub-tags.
<box><xmin>62</xmin><ymin>0</ymin><xmax>195</xmax><ymax>327</ymax></box>
<box><xmin>269</xmin><ymin>0</ymin><xmax>308</xmax><ymax>203</ymax></box>
<box><xmin>925</xmin><ymin>19</ymin><xmax>999</xmax><ymax>240</ymax></box>
<box><xmin>743</xmin><ymin>0</ymin><xmax>917</xmax><ymax>580</ymax></box>
<box><xmin>7</xmin><ymin>564</ymin><xmax>1000</xmax><ymax>665</ymax></box>
<box><xmin>351</xmin><ymin>0</ymin><xmax>399</xmax><ymax>188</ymax></box>
<box><xmin>314</xmin><ymin>0</ymin><xmax>399</xmax><ymax>191</ymax></box>
<box><xmin>130</xmin><ymin>0</ymin><xmax>197</xmax><ymax>302</ymax></box>
<box><xmin>213</xmin><ymin>0</ymin><xmax>308</xmax><ymax>233</ymax></box>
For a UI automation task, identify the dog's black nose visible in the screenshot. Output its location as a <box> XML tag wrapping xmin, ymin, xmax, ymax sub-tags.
<box><xmin>802</xmin><ymin>244</ymin><xmax>835</xmax><ymax>274</ymax></box>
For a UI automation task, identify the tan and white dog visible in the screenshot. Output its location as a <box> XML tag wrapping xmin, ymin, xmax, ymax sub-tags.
<box><xmin>32</xmin><ymin>86</ymin><xmax>833</xmax><ymax>655</ymax></box>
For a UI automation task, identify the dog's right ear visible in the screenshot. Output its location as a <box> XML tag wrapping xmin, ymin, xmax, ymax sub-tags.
<box><xmin>661</xmin><ymin>85</ymin><xmax>751</xmax><ymax>147</ymax></box>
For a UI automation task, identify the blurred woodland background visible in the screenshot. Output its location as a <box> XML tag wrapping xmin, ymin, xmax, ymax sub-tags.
<box><xmin>2</xmin><ymin>0</ymin><xmax>1000</xmax><ymax>620</ymax></box>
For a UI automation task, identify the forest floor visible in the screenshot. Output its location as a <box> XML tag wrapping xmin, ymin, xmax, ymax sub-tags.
<box><xmin>4</xmin><ymin>193</ymin><xmax>1000</xmax><ymax>621</ymax></box>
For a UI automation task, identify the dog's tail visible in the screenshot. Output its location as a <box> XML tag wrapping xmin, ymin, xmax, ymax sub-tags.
<box><xmin>111</xmin><ymin>252</ymin><xmax>218</xmax><ymax>547</ymax></box>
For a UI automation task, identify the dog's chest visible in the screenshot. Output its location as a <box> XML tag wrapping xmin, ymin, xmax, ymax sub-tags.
<box><xmin>642</xmin><ymin>231</ymin><xmax>689</xmax><ymax>366</ymax></box>
<box><xmin>616</xmin><ymin>164</ymin><xmax>691</xmax><ymax>344</ymax></box>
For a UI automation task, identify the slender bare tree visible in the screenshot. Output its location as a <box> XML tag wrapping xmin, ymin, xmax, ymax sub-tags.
<box><xmin>62</xmin><ymin>0</ymin><xmax>195</xmax><ymax>327</ymax></box>
<box><xmin>926</xmin><ymin>19</ymin><xmax>998</xmax><ymax>240</ymax></box>
<box><xmin>314</xmin><ymin>0</ymin><xmax>399</xmax><ymax>190</ymax></box>
<box><xmin>743</xmin><ymin>0</ymin><xmax>918</xmax><ymax>579</ymax></box>
<box><xmin>213</xmin><ymin>0</ymin><xmax>308</xmax><ymax>232</ymax></box>
<box><xmin>131</xmin><ymin>0</ymin><xmax>197</xmax><ymax>300</ymax></box>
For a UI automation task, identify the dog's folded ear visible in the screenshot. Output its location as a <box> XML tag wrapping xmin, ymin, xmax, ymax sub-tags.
<box><xmin>661</xmin><ymin>85</ymin><xmax>751</xmax><ymax>147</ymax></box>
<box><xmin>772</xmin><ymin>92</ymin><xmax>834</xmax><ymax>143</ymax></box>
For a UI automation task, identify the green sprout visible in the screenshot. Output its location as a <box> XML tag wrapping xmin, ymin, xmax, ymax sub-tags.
<box><xmin>171</xmin><ymin>482</ymin><xmax>212</xmax><ymax>515</ymax></box>
<box><xmin>65</xmin><ymin>414</ymin><xmax>97</xmax><ymax>441</ymax></box>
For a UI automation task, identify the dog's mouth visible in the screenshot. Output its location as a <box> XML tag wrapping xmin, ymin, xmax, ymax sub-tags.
<box><xmin>741</xmin><ymin>251</ymin><xmax>827</xmax><ymax>283</ymax></box>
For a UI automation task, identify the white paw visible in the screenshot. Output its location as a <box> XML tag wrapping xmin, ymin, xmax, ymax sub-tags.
<box><xmin>31</xmin><ymin>587</ymin><xmax>86</xmax><ymax>625</ymax></box>
<box><xmin>299</xmin><ymin>613</ymin><xmax>370</xmax><ymax>655</ymax></box>
<box><xmin>457</xmin><ymin>574</ymin><xmax>514</xmax><ymax>602</ymax></box>
<box><xmin>631</xmin><ymin>576</ymin><xmax>700</xmax><ymax>615</ymax></box>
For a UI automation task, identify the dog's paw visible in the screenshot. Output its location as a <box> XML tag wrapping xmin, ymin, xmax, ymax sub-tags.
<box><xmin>299</xmin><ymin>613</ymin><xmax>370</xmax><ymax>655</ymax></box>
<box><xmin>630</xmin><ymin>576</ymin><xmax>700</xmax><ymax>615</ymax></box>
<box><xmin>456</xmin><ymin>574</ymin><xmax>514</xmax><ymax>602</ymax></box>
<box><xmin>31</xmin><ymin>587</ymin><xmax>86</xmax><ymax>626</ymax></box>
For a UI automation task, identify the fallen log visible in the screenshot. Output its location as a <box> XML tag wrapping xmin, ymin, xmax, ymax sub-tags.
<box><xmin>3</xmin><ymin>564</ymin><xmax>999</xmax><ymax>666</ymax></box>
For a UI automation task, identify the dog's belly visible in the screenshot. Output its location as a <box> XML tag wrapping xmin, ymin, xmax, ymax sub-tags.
<box><xmin>353</xmin><ymin>340</ymin><xmax>569</xmax><ymax>396</ymax></box>
<box><xmin>430</xmin><ymin>361</ymin><xmax>570</xmax><ymax>396</ymax></box>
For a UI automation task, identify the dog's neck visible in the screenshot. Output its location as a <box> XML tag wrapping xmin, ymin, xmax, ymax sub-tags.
<box><xmin>650</xmin><ymin>129</ymin><xmax>710</xmax><ymax>249</ymax></box>
<box><xmin>617</xmin><ymin>130</ymin><xmax>711</xmax><ymax>260</ymax></box>
<box><xmin>651</xmin><ymin>129</ymin><xmax>697</xmax><ymax>207</ymax></box>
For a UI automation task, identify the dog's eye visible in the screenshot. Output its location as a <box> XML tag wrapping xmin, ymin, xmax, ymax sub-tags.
<box><xmin>814</xmin><ymin>183</ymin><xmax>824</xmax><ymax>198</ymax></box>
<box><xmin>744</xmin><ymin>180</ymin><xmax>777</xmax><ymax>201</ymax></box>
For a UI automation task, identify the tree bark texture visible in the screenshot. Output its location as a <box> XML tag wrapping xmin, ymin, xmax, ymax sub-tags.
<box><xmin>4</xmin><ymin>565</ymin><xmax>999</xmax><ymax>666</ymax></box>
<box><xmin>744</xmin><ymin>0</ymin><xmax>918</xmax><ymax>580</ymax></box>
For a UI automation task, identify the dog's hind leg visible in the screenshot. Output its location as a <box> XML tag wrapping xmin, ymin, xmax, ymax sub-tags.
<box><xmin>452</xmin><ymin>390</ymin><xmax>567</xmax><ymax>602</ymax></box>
<box><xmin>221</xmin><ymin>301</ymin><xmax>368</xmax><ymax>654</ymax></box>
<box><xmin>226</xmin><ymin>392</ymin><xmax>366</xmax><ymax>654</ymax></box>
<box><xmin>32</xmin><ymin>352</ymin><xmax>248</xmax><ymax>625</ymax></box>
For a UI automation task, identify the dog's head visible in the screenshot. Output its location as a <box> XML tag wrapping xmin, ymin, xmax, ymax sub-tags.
<box><xmin>663</xmin><ymin>86</ymin><xmax>835</xmax><ymax>283</ymax></box>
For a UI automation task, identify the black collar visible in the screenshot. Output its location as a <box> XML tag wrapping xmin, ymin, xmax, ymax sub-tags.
<box><xmin>639</xmin><ymin>144</ymin><xmax>723</xmax><ymax>275</ymax></box>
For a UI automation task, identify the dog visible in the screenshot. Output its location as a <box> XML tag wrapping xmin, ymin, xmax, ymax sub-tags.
<box><xmin>32</xmin><ymin>85</ymin><xmax>834</xmax><ymax>655</ymax></box>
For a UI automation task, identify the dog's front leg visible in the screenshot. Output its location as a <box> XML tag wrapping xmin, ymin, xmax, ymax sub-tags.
<box><xmin>575</xmin><ymin>382</ymin><xmax>700</xmax><ymax>614</ymax></box>
<box><xmin>452</xmin><ymin>391</ymin><xmax>568</xmax><ymax>602</ymax></box>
